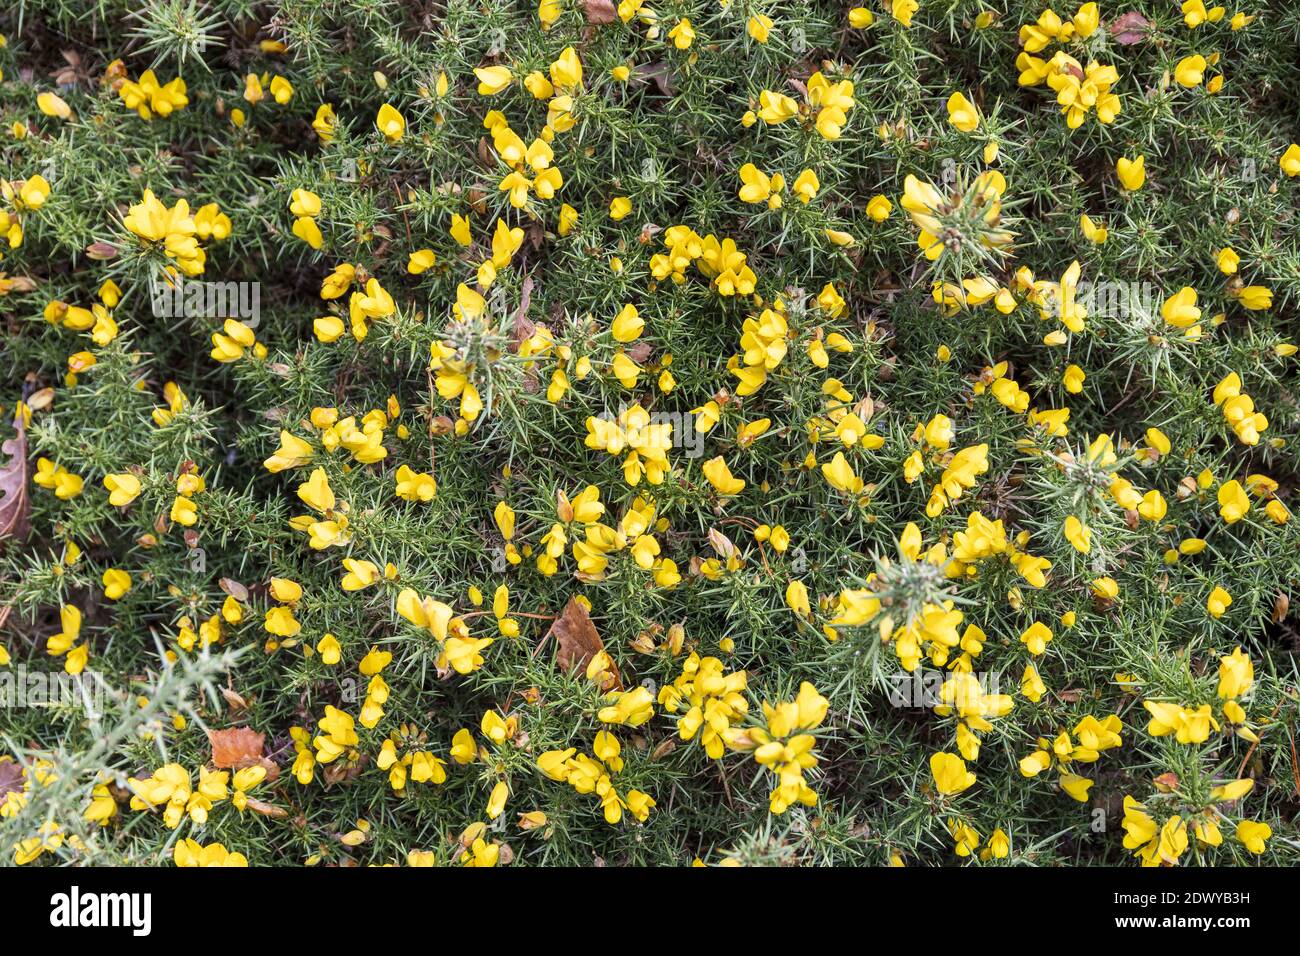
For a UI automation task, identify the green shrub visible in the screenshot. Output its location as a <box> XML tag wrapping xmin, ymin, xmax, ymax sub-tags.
<box><xmin>0</xmin><ymin>0</ymin><xmax>1297</xmax><ymax>867</ymax></box>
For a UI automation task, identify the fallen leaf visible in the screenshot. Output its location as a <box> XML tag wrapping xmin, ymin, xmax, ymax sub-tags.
<box><xmin>651</xmin><ymin>738</ymin><xmax>677</xmax><ymax>760</ymax></box>
<box><xmin>510</xmin><ymin>275</ymin><xmax>536</xmax><ymax>353</ymax></box>
<box><xmin>707</xmin><ymin>527</ymin><xmax>736</xmax><ymax>559</ymax></box>
<box><xmin>209</xmin><ymin>726</ymin><xmax>281</xmax><ymax>782</ymax></box>
<box><xmin>219</xmin><ymin>577</ymin><xmax>249</xmax><ymax>602</ymax></box>
<box><xmin>322</xmin><ymin>756</ymin><xmax>366</xmax><ymax>786</ymax></box>
<box><xmin>243</xmin><ymin>797</ymin><xmax>288</xmax><ymax>818</ymax></box>
<box><xmin>0</xmin><ymin>416</ymin><xmax>31</xmax><ymax>546</ymax></box>
<box><xmin>584</xmin><ymin>0</ymin><xmax>616</xmax><ymax>23</ymax></box>
<box><xmin>549</xmin><ymin>596</ymin><xmax>623</xmax><ymax>691</ymax></box>
<box><xmin>219</xmin><ymin>686</ymin><xmax>249</xmax><ymax>711</ymax></box>
<box><xmin>208</xmin><ymin>727</ymin><xmax>266</xmax><ymax>767</ymax></box>
<box><xmin>1109</xmin><ymin>12</ymin><xmax>1152</xmax><ymax>44</ymax></box>
<box><xmin>0</xmin><ymin>758</ymin><xmax>23</xmax><ymax>799</ymax></box>
<box><xmin>633</xmin><ymin>61</ymin><xmax>675</xmax><ymax>97</ymax></box>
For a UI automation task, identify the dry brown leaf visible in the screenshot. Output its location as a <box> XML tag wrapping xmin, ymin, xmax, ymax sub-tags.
<box><xmin>707</xmin><ymin>527</ymin><xmax>736</xmax><ymax>559</ymax></box>
<box><xmin>549</xmin><ymin>596</ymin><xmax>622</xmax><ymax>691</ymax></box>
<box><xmin>0</xmin><ymin>416</ymin><xmax>31</xmax><ymax>547</ymax></box>
<box><xmin>209</xmin><ymin>726</ymin><xmax>281</xmax><ymax>782</ymax></box>
<box><xmin>510</xmin><ymin>275</ymin><xmax>536</xmax><ymax>353</ymax></box>
<box><xmin>243</xmin><ymin>797</ymin><xmax>288</xmax><ymax>818</ymax></box>
<box><xmin>220</xmin><ymin>686</ymin><xmax>249</xmax><ymax>711</ymax></box>
<box><xmin>633</xmin><ymin>61</ymin><xmax>675</xmax><ymax>97</ymax></box>
<box><xmin>584</xmin><ymin>0</ymin><xmax>616</xmax><ymax>23</ymax></box>
<box><xmin>0</xmin><ymin>758</ymin><xmax>23</xmax><ymax>799</ymax></box>
<box><xmin>208</xmin><ymin>727</ymin><xmax>265</xmax><ymax>767</ymax></box>
<box><xmin>322</xmin><ymin>756</ymin><xmax>366</xmax><ymax>786</ymax></box>
<box><xmin>1109</xmin><ymin>12</ymin><xmax>1152</xmax><ymax>44</ymax></box>
<box><xmin>651</xmin><ymin>738</ymin><xmax>677</xmax><ymax>761</ymax></box>
<box><xmin>219</xmin><ymin>578</ymin><xmax>249</xmax><ymax>602</ymax></box>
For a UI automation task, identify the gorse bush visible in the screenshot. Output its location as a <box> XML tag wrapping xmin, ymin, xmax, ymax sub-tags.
<box><xmin>0</xmin><ymin>0</ymin><xmax>1297</xmax><ymax>868</ymax></box>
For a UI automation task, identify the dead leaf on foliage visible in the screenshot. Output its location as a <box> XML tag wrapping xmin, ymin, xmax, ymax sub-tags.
<box><xmin>0</xmin><ymin>758</ymin><xmax>23</xmax><ymax>799</ymax></box>
<box><xmin>633</xmin><ymin>61</ymin><xmax>675</xmax><ymax>97</ymax></box>
<box><xmin>0</xmin><ymin>416</ymin><xmax>31</xmax><ymax>546</ymax></box>
<box><xmin>707</xmin><ymin>527</ymin><xmax>736</xmax><ymax>559</ymax></box>
<box><xmin>1109</xmin><ymin>12</ymin><xmax>1152</xmax><ymax>45</ymax></box>
<box><xmin>209</xmin><ymin>727</ymin><xmax>266</xmax><ymax>767</ymax></box>
<box><xmin>219</xmin><ymin>686</ymin><xmax>250</xmax><ymax>711</ymax></box>
<box><xmin>510</xmin><ymin>275</ymin><xmax>536</xmax><ymax>352</ymax></box>
<box><xmin>584</xmin><ymin>0</ymin><xmax>616</xmax><ymax>23</ymax></box>
<box><xmin>219</xmin><ymin>577</ymin><xmax>249</xmax><ymax>602</ymax></box>
<box><xmin>322</xmin><ymin>756</ymin><xmax>367</xmax><ymax>786</ymax></box>
<box><xmin>208</xmin><ymin>726</ymin><xmax>280</xmax><ymax>781</ymax></box>
<box><xmin>243</xmin><ymin>797</ymin><xmax>288</xmax><ymax>818</ymax></box>
<box><xmin>550</xmin><ymin>596</ymin><xmax>623</xmax><ymax>691</ymax></box>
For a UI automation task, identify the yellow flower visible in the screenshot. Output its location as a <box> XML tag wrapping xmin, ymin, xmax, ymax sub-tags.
<box><xmin>849</xmin><ymin>7</ymin><xmax>875</xmax><ymax>28</ymax></box>
<box><xmin>102</xmin><ymin>568</ymin><xmax>132</xmax><ymax>600</ymax></box>
<box><xmin>1063</xmin><ymin>515</ymin><xmax>1091</xmax><ymax>553</ymax></box>
<box><xmin>930</xmin><ymin>751</ymin><xmax>976</xmax><ymax>795</ymax></box>
<box><xmin>1234</xmin><ymin>819</ymin><xmax>1270</xmax><ymax>854</ymax></box>
<box><xmin>375</xmin><ymin>103</ymin><xmax>405</xmax><ymax>142</ymax></box>
<box><xmin>892</xmin><ymin>0</ymin><xmax>919</xmax><ymax>27</ymax></box>
<box><xmin>738</xmin><ymin>164</ymin><xmax>785</xmax><ymax>208</ymax></box>
<box><xmin>757</xmin><ymin>90</ymin><xmax>798</xmax><ymax>124</ymax></box>
<box><xmin>474</xmin><ymin>66</ymin><xmax>513</xmax><ymax>95</ymax></box>
<box><xmin>1161</xmin><ymin>286</ymin><xmax>1201</xmax><ymax>328</ymax></box>
<box><xmin>1217</xmin><ymin>479</ymin><xmax>1250</xmax><ymax>523</ymax></box>
<box><xmin>269</xmin><ymin>75</ymin><xmax>294</xmax><ymax>104</ymax></box>
<box><xmin>1079</xmin><ymin>214</ymin><xmax>1107</xmax><ymax>244</ymax></box>
<box><xmin>702</xmin><ymin>456</ymin><xmax>745</xmax><ymax>495</ymax></box>
<box><xmin>486</xmin><ymin>780</ymin><xmax>509</xmax><ymax>819</ymax></box>
<box><xmin>1206</xmin><ymin>585</ymin><xmax>1232</xmax><ymax>618</ymax></box>
<box><xmin>668</xmin><ymin>18</ymin><xmax>696</xmax><ymax>49</ymax></box>
<box><xmin>317</xmin><ymin>633</ymin><xmax>342</xmax><ymax>665</ymax></box>
<box><xmin>103</xmin><ymin>472</ymin><xmax>141</xmax><ymax>506</ymax></box>
<box><xmin>946</xmin><ymin>91</ymin><xmax>980</xmax><ymax>132</ymax></box>
<box><xmin>1217</xmin><ymin>647</ymin><xmax>1253</xmax><ymax>698</ymax></box>
<box><xmin>37</xmin><ymin>91</ymin><xmax>73</xmax><ymax>119</ymax></box>
<box><xmin>783</xmin><ymin>580</ymin><xmax>811</xmax><ymax>619</ymax></box>
<box><xmin>407</xmin><ymin>248</ymin><xmax>436</xmax><ymax>274</ymax></box>
<box><xmin>1281</xmin><ymin>144</ymin><xmax>1300</xmax><ymax>177</ymax></box>
<box><xmin>611</xmin><ymin>303</ymin><xmax>643</xmax><ymax>342</ymax></box>
<box><xmin>1019</xmin><ymin>621</ymin><xmax>1053</xmax><ymax>655</ymax></box>
<box><xmin>1174</xmin><ymin>54</ymin><xmax>1206</xmax><ymax>87</ymax></box>
<box><xmin>174</xmin><ymin>839</ymin><xmax>248</xmax><ymax>867</ymax></box>
<box><xmin>866</xmin><ymin>195</ymin><xmax>892</xmax><ymax>221</ymax></box>
<box><xmin>1116</xmin><ymin>155</ymin><xmax>1146</xmax><ymax>191</ymax></box>
<box><xmin>298</xmin><ymin>467</ymin><xmax>336</xmax><ymax>513</ymax></box>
